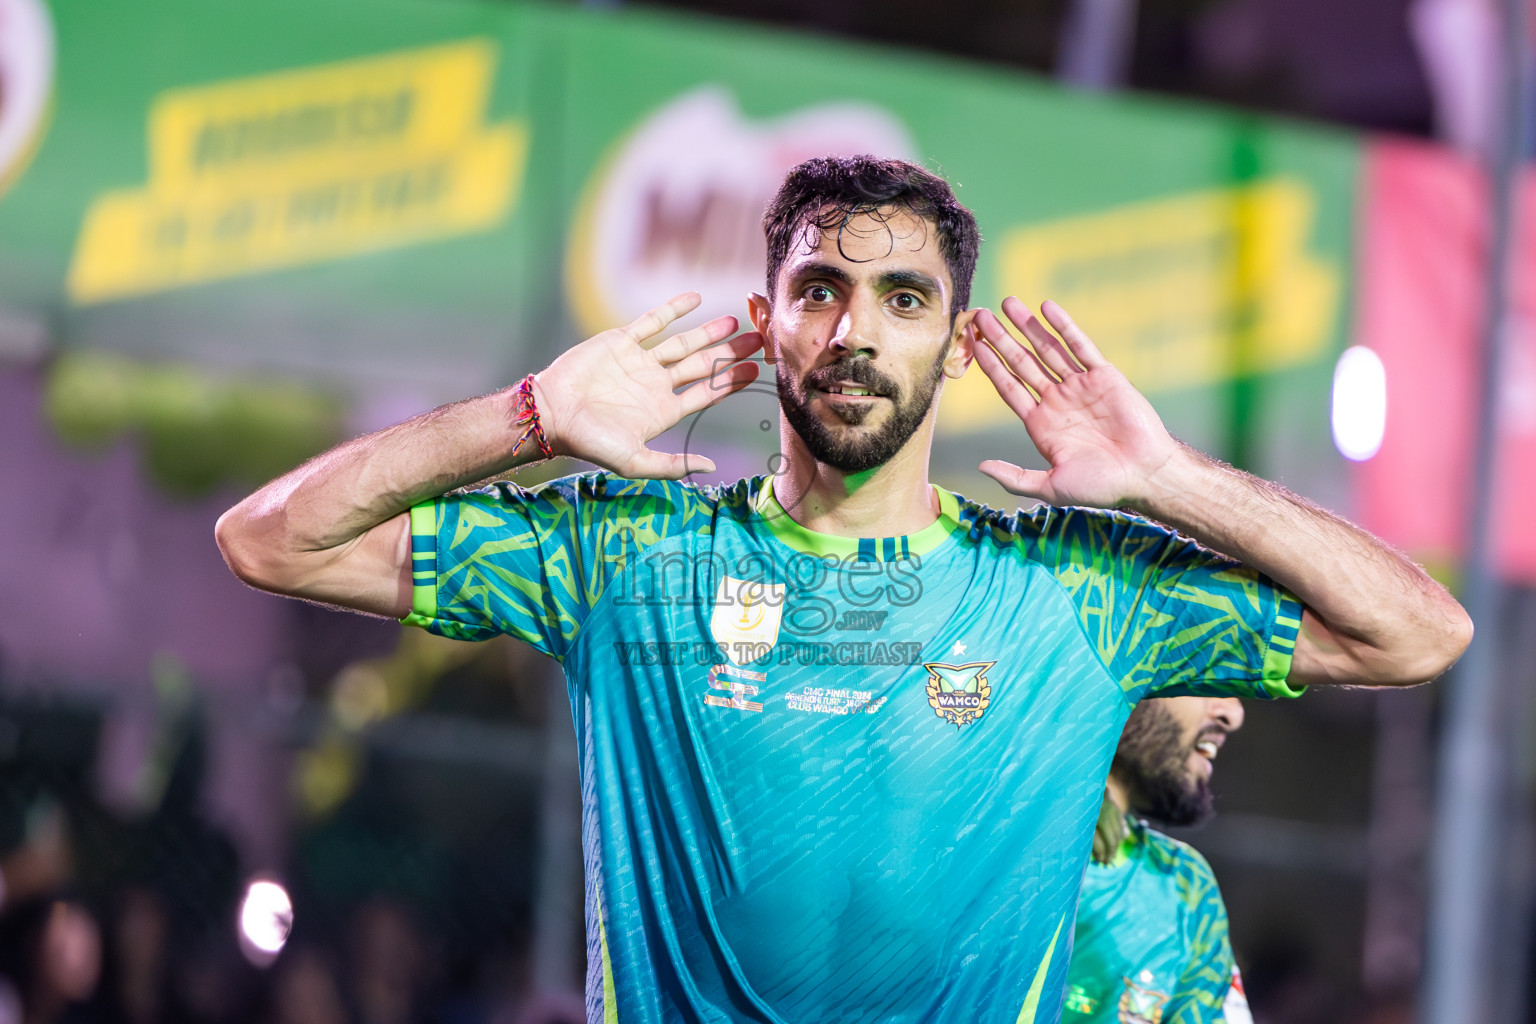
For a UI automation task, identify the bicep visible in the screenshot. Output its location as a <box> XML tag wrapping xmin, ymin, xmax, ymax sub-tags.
<box><xmin>1290</xmin><ymin>606</ymin><xmax>1436</xmax><ymax>688</ymax></box>
<box><xmin>327</xmin><ymin>512</ymin><xmax>415</xmax><ymax>618</ymax></box>
<box><xmin>249</xmin><ymin>512</ymin><xmax>413</xmax><ymax>619</ymax></box>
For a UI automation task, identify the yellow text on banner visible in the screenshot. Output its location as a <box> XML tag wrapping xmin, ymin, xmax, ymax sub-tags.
<box><xmin>940</xmin><ymin>179</ymin><xmax>1340</xmax><ymax>435</ymax></box>
<box><xmin>68</xmin><ymin>39</ymin><xmax>527</xmax><ymax>303</ymax></box>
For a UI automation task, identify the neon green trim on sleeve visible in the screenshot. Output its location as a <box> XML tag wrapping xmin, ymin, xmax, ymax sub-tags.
<box><xmin>1261</xmin><ymin>645</ymin><xmax>1304</xmax><ymax>698</ymax></box>
<box><xmin>1260</xmin><ymin>592</ymin><xmax>1306</xmax><ymax>699</ymax></box>
<box><xmin>400</xmin><ymin>500</ymin><xmax>440</xmax><ymax>628</ymax></box>
<box><xmin>1015</xmin><ymin>914</ymin><xmax>1065</xmax><ymax>1024</ymax></box>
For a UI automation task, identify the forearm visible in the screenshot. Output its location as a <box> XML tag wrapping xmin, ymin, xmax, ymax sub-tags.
<box><xmin>216</xmin><ymin>384</ymin><xmax>544</xmax><ymax>601</ymax></box>
<box><xmin>1134</xmin><ymin>444</ymin><xmax>1472</xmax><ymax>685</ymax></box>
<box><xmin>265</xmin><ymin>389</ymin><xmax>536</xmax><ymax>546</ymax></box>
<box><xmin>216</xmin><ymin>294</ymin><xmax>754</xmax><ymax>612</ymax></box>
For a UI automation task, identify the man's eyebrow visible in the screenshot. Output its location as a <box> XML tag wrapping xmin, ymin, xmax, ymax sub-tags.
<box><xmin>879</xmin><ymin>270</ymin><xmax>943</xmax><ymax>296</ymax></box>
<box><xmin>785</xmin><ymin>261</ymin><xmax>856</xmax><ymax>286</ymax></box>
<box><xmin>785</xmin><ymin>263</ymin><xmax>945</xmax><ymax>297</ymax></box>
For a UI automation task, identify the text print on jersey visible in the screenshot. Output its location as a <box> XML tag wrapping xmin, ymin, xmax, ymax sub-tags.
<box><xmin>609</xmin><ymin>534</ymin><xmax>924</xmax><ymax>642</ymax></box>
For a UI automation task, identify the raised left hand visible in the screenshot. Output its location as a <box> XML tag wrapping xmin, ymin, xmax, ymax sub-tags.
<box><xmin>974</xmin><ymin>297</ymin><xmax>1180</xmax><ymax>509</ymax></box>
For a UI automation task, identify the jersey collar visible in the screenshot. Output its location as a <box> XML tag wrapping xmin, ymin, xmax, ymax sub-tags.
<box><xmin>751</xmin><ymin>476</ymin><xmax>961</xmax><ymax>560</ymax></box>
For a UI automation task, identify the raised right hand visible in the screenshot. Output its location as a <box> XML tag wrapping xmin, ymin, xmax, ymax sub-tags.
<box><xmin>534</xmin><ymin>292</ymin><xmax>763</xmax><ymax>478</ymax></box>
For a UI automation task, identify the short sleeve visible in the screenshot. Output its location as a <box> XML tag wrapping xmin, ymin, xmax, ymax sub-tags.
<box><xmin>1165</xmin><ymin>847</ymin><xmax>1237</xmax><ymax>1024</ymax></box>
<box><xmin>1023</xmin><ymin>505</ymin><xmax>1305</xmax><ymax>701</ymax></box>
<box><xmin>400</xmin><ymin>473</ymin><xmax>714</xmax><ymax>659</ymax></box>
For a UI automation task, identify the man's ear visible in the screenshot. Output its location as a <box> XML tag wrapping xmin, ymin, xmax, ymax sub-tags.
<box><xmin>747</xmin><ymin>292</ymin><xmax>776</xmax><ymax>364</ymax></box>
<box><xmin>944</xmin><ymin>308</ymin><xmax>979</xmax><ymax>380</ymax></box>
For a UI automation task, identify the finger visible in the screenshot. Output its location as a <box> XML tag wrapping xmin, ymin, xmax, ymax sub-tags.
<box><xmin>1003</xmin><ymin>296</ymin><xmax>1081</xmax><ymax>378</ymax></box>
<box><xmin>978</xmin><ymin>460</ymin><xmax>1053</xmax><ymax>502</ymax></box>
<box><xmin>1039</xmin><ymin>300</ymin><xmax>1109</xmax><ymax>369</ymax></box>
<box><xmin>650</xmin><ymin>315</ymin><xmax>739</xmax><ymax>362</ymax></box>
<box><xmin>676</xmin><ymin>359</ymin><xmax>761</xmax><ymax>418</ymax></box>
<box><xmin>975</xmin><ymin>308</ymin><xmax>1054</xmax><ymax>395</ymax></box>
<box><xmin>973</xmin><ymin>340</ymin><xmax>1039</xmax><ymax>420</ymax></box>
<box><xmin>621</xmin><ymin>292</ymin><xmax>703</xmax><ymax>345</ymax></box>
<box><xmin>625</xmin><ymin>448</ymin><xmax>717</xmax><ymax>480</ymax></box>
<box><xmin>669</xmin><ymin>331</ymin><xmax>764</xmax><ymax>387</ymax></box>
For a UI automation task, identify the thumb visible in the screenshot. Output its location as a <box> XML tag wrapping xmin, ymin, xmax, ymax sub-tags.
<box><xmin>979</xmin><ymin>460</ymin><xmax>1053</xmax><ymax>501</ymax></box>
<box><xmin>624</xmin><ymin>448</ymin><xmax>717</xmax><ymax>480</ymax></box>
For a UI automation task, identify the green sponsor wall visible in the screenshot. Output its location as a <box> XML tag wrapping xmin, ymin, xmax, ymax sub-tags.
<box><xmin>0</xmin><ymin>0</ymin><xmax>1360</xmax><ymax>496</ymax></box>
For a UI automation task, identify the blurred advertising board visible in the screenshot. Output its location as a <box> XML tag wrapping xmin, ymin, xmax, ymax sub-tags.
<box><xmin>550</xmin><ymin>8</ymin><xmax>1358</xmax><ymax>489</ymax></box>
<box><xmin>0</xmin><ymin>0</ymin><xmax>1356</xmax><ymax>491</ymax></box>
<box><xmin>66</xmin><ymin>40</ymin><xmax>528</xmax><ymax>305</ymax></box>
<box><xmin>0</xmin><ymin>0</ymin><xmax>52</xmax><ymax>202</ymax></box>
<box><xmin>0</xmin><ymin>0</ymin><xmax>550</xmax><ymax>410</ymax></box>
<box><xmin>1353</xmin><ymin>140</ymin><xmax>1536</xmax><ymax>583</ymax></box>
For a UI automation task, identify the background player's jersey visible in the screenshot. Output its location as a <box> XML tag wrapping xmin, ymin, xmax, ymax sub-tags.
<box><xmin>404</xmin><ymin>473</ymin><xmax>1302</xmax><ymax>1024</ymax></box>
<box><xmin>1063</xmin><ymin>813</ymin><xmax>1248</xmax><ymax>1023</ymax></box>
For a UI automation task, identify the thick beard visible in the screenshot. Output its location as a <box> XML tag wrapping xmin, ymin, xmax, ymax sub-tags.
<box><xmin>777</xmin><ymin>346</ymin><xmax>947</xmax><ymax>473</ymax></box>
<box><xmin>1114</xmin><ymin>701</ymin><xmax>1216</xmax><ymax>827</ymax></box>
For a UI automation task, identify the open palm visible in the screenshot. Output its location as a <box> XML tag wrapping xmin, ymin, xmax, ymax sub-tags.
<box><xmin>973</xmin><ymin>297</ymin><xmax>1179</xmax><ymax>509</ymax></box>
<box><xmin>535</xmin><ymin>293</ymin><xmax>762</xmax><ymax>479</ymax></box>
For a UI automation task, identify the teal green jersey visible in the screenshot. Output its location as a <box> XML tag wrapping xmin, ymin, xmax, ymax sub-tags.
<box><xmin>1064</xmin><ymin>813</ymin><xmax>1252</xmax><ymax>1024</ymax></box>
<box><xmin>404</xmin><ymin>473</ymin><xmax>1301</xmax><ymax>1024</ymax></box>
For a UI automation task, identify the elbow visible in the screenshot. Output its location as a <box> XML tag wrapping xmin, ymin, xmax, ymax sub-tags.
<box><xmin>1391</xmin><ymin>602</ymin><xmax>1475</xmax><ymax>686</ymax></box>
<box><xmin>1430</xmin><ymin>601</ymin><xmax>1475</xmax><ymax>679</ymax></box>
<box><xmin>214</xmin><ymin>505</ymin><xmax>289</xmax><ymax>593</ymax></box>
<box><xmin>1298</xmin><ymin>596</ymin><xmax>1473</xmax><ymax>689</ymax></box>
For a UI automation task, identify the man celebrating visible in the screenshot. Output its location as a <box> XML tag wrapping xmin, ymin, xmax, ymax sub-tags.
<box><xmin>216</xmin><ymin>156</ymin><xmax>1470</xmax><ymax>1023</ymax></box>
<box><xmin>1065</xmin><ymin>697</ymin><xmax>1252</xmax><ymax>1024</ymax></box>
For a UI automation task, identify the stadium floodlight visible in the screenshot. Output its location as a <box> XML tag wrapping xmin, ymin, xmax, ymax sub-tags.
<box><xmin>1331</xmin><ymin>345</ymin><xmax>1387</xmax><ymax>461</ymax></box>
<box><xmin>237</xmin><ymin>877</ymin><xmax>293</xmax><ymax>967</ymax></box>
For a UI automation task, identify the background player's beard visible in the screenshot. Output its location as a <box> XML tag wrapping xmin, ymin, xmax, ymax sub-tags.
<box><xmin>777</xmin><ymin>346</ymin><xmax>948</xmax><ymax>473</ymax></box>
<box><xmin>1114</xmin><ymin>701</ymin><xmax>1218</xmax><ymax>827</ymax></box>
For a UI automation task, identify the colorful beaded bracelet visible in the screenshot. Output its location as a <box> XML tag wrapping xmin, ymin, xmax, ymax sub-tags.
<box><xmin>511</xmin><ymin>374</ymin><xmax>555</xmax><ymax>461</ymax></box>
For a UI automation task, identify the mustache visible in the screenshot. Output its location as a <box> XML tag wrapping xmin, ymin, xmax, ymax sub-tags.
<box><xmin>1191</xmin><ymin>725</ymin><xmax>1229</xmax><ymax>748</ymax></box>
<box><xmin>801</xmin><ymin>358</ymin><xmax>903</xmax><ymax>399</ymax></box>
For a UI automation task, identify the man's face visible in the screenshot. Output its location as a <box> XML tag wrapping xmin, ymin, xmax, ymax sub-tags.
<box><xmin>1113</xmin><ymin>696</ymin><xmax>1245</xmax><ymax>826</ymax></box>
<box><xmin>748</xmin><ymin>207</ymin><xmax>973</xmax><ymax>474</ymax></box>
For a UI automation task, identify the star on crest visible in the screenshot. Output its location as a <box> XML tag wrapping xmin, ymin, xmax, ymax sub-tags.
<box><xmin>950</xmin><ymin>641</ymin><xmax>967</xmax><ymax>657</ymax></box>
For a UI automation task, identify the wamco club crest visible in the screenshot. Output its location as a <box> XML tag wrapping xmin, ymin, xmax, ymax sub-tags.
<box><xmin>924</xmin><ymin>661</ymin><xmax>995</xmax><ymax>727</ymax></box>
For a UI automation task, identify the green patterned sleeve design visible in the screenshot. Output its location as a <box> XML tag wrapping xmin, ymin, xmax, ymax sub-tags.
<box><xmin>1154</xmin><ymin>839</ymin><xmax>1237</xmax><ymax>1024</ymax></box>
<box><xmin>1022</xmin><ymin>505</ymin><xmax>1304</xmax><ymax>701</ymax></box>
<box><xmin>400</xmin><ymin>473</ymin><xmax>717</xmax><ymax>659</ymax></box>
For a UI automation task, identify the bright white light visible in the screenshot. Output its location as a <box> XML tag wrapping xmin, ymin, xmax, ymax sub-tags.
<box><xmin>238</xmin><ymin>879</ymin><xmax>292</xmax><ymax>964</ymax></box>
<box><xmin>1331</xmin><ymin>346</ymin><xmax>1388</xmax><ymax>461</ymax></box>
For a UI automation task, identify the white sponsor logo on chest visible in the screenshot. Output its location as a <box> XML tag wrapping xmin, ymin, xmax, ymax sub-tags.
<box><xmin>709</xmin><ymin>575</ymin><xmax>784</xmax><ymax>665</ymax></box>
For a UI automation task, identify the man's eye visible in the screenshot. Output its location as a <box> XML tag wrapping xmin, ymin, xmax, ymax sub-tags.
<box><xmin>891</xmin><ymin>293</ymin><xmax>921</xmax><ymax>310</ymax></box>
<box><xmin>806</xmin><ymin>285</ymin><xmax>834</xmax><ymax>303</ymax></box>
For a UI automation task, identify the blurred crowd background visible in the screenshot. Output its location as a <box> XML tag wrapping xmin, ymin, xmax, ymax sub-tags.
<box><xmin>1</xmin><ymin>0</ymin><xmax>1535</xmax><ymax>1021</ymax></box>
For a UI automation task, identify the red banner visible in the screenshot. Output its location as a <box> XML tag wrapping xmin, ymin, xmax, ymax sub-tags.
<box><xmin>1352</xmin><ymin>139</ymin><xmax>1536</xmax><ymax>582</ymax></box>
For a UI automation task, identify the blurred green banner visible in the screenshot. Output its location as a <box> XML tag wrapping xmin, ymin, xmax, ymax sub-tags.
<box><xmin>547</xmin><ymin>9</ymin><xmax>1358</xmax><ymax>478</ymax></box>
<box><xmin>1</xmin><ymin>0</ymin><xmax>554</xmax><ymax>407</ymax></box>
<box><xmin>0</xmin><ymin>0</ymin><xmax>1360</xmax><ymax>482</ymax></box>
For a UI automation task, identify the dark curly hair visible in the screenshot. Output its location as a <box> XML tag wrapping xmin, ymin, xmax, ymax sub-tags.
<box><xmin>762</xmin><ymin>155</ymin><xmax>981</xmax><ymax>320</ymax></box>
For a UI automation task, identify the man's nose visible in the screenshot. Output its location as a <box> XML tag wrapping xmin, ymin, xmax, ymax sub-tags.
<box><xmin>1210</xmin><ymin>696</ymin><xmax>1245</xmax><ymax>732</ymax></box>
<box><xmin>829</xmin><ymin>295</ymin><xmax>880</xmax><ymax>359</ymax></box>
